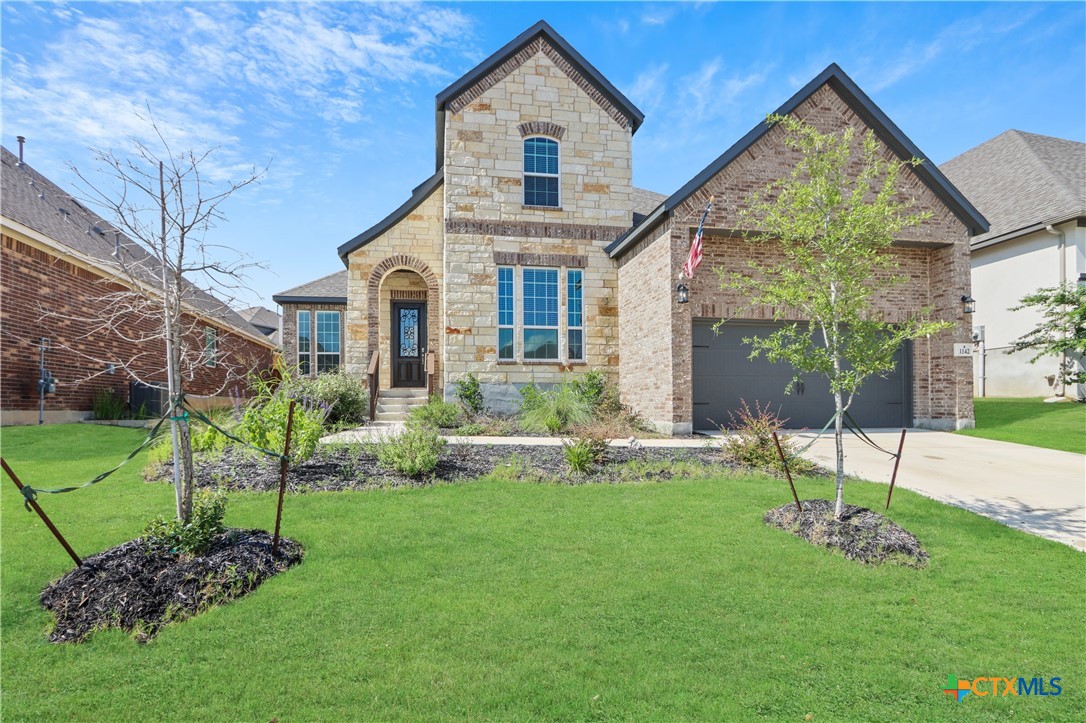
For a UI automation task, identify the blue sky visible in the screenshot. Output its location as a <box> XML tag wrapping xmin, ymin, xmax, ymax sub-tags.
<box><xmin>3</xmin><ymin>1</ymin><xmax>1084</xmax><ymax>310</ymax></box>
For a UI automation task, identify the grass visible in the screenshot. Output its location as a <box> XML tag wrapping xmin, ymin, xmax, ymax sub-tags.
<box><xmin>958</xmin><ymin>397</ymin><xmax>1085</xmax><ymax>454</ymax></box>
<box><xmin>2</xmin><ymin>424</ymin><xmax>1084</xmax><ymax>721</ymax></box>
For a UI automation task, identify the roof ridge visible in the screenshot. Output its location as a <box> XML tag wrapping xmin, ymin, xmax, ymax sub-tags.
<box><xmin>1010</xmin><ymin>130</ymin><xmax>1082</xmax><ymax>208</ymax></box>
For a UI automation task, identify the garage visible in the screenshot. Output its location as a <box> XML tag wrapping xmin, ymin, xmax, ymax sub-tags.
<box><xmin>692</xmin><ymin>320</ymin><xmax>912</xmax><ymax>431</ymax></box>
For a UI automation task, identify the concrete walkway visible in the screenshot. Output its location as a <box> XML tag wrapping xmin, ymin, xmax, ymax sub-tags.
<box><xmin>791</xmin><ymin>430</ymin><xmax>1086</xmax><ymax>551</ymax></box>
<box><xmin>322</xmin><ymin>425</ymin><xmax>1085</xmax><ymax>550</ymax></box>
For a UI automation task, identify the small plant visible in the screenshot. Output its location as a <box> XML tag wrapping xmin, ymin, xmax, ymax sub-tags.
<box><xmin>570</xmin><ymin>370</ymin><xmax>607</xmax><ymax>409</ymax></box>
<box><xmin>408</xmin><ymin>395</ymin><xmax>462</xmax><ymax>429</ymax></box>
<box><xmin>489</xmin><ymin>454</ymin><xmax>557</xmax><ymax>484</ymax></box>
<box><xmin>237</xmin><ymin>373</ymin><xmax>327</xmax><ymax>463</ymax></box>
<box><xmin>562</xmin><ymin>433</ymin><xmax>609</xmax><ymax>474</ymax></box>
<box><xmin>91</xmin><ymin>388</ymin><xmax>126</xmax><ymax>420</ymax></box>
<box><xmin>520</xmin><ymin>380</ymin><xmax>594</xmax><ymax>433</ymax></box>
<box><xmin>518</xmin><ymin>381</ymin><xmax>544</xmax><ymax>413</ymax></box>
<box><xmin>290</xmin><ymin>371</ymin><xmax>369</xmax><ymax>427</ymax></box>
<box><xmin>366</xmin><ymin>424</ymin><xmax>446</xmax><ymax>476</ymax></box>
<box><xmin>454</xmin><ymin>372</ymin><xmax>485</xmax><ymax>415</ymax></box>
<box><xmin>454</xmin><ymin>422</ymin><xmax>487</xmax><ymax>436</ymax></box>
<box><xmin>719</xmin><ymin>399</ymin><xmax>815</xmax><ymax>475</ymax></box>
<box><xmin>143</xmin><ymin>488</ymin><xmax>228</xmax><ymax>556</ymax></box>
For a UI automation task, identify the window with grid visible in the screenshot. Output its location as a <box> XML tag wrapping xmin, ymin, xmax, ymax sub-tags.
<box><xmin>522</xmin><ymin>268</ymin><xmax>559</xmax><ymax>360</ymax></box>
<box><xmin>297</xmin><ymin>310</ymin><xmax>311</xmax><ymax>375</ymax></box>
<box><xmin>567</xmin><ymin>269</ymin><xmax>584</xmax><ymax>361</ymax></box>
<box><xmin>315</xmin><ymin>310</ymin><xmax>340</xmax><ymax>373</ymax></box>
<box><xmin>523</xmin><ymin>137</ymin><xmax>559</xmax><ymax>208</ymax></box>
<box><xmin>204</xmin><ymin>327</ymin><xmax>217</xmax><ymax>368</ymax></box>
<box><xmin>498</xmin><ymin>266</ymin><xmax>515</xmax><ymax>360</ymax></box>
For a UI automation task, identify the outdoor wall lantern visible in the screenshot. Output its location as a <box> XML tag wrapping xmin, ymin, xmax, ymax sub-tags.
<box><xmin>960</xmin><ymin>295</ymin><xmax>976</xmax><ymax>314</ymax></box>
<box><xmin>676</xmin><ymin>282</ymin><xmax>690</xmax><ymax>304</ymax></box>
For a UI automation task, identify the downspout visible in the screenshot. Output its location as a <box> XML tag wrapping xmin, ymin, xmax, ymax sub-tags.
<box><xmin>1044</xmin><ymin>224</ymin><xmax>1067</xmax><ymax>396</ymax></box>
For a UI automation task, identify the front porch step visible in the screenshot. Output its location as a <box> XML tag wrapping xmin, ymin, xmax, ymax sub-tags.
<box><xmin>374</xmin><ymin>411</ymin><xmax>410</xmax><ymax>423</ymax></box>
<box><xmin>372</xmin><ymin>388</ymin><xmax>430</xmax><ymax>424</ymax></box>
<box><xmin>380</xmin><ymin>388</ymin><xmax>430</xmax><ymax>399</ymax></box>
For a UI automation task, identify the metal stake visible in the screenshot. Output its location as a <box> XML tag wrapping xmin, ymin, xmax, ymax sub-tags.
<box><xmin>772</xmin><ymin>431</ymin><xmax>803</xmax><ymax>512</ymax></box>
<box><xmin>1</xmin><ymin>457</ymin><xmax>82</xmax><ymax>567</ymax></box>
<box><xmin>885</xmin><ymin>428</ymin><xmax>908</xmax><ymax>510</ymax></box>
<box><xmin>272</xmin><ymin>400</ymin><xmax>296</xmax><ymax>556</ymax></box>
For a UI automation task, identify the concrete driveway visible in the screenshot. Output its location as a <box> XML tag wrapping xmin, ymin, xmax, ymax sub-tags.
<box><xmin>792</xmin><ymin>430</ymin><xmax>1086</xmax><ymax>550</ymax></box>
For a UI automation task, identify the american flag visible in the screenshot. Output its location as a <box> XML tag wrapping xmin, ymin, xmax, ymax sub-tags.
<box><xmin>682</xmin><ymin>196</ymin><xmax>713</xmax><ymax>279</ymax></box>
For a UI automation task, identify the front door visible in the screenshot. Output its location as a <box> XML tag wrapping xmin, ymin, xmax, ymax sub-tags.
<box><xmin>392</xmin><ymin>302</ymin><xmax>427</xmax><ymax>387</ymax></box>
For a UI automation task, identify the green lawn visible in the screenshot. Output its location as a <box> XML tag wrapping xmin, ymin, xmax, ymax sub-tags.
<box><xmin>958</xmin><ymin>397</ymin><xmax>1085</xmax><ymax>454</ymax></box>
<box><xmin>2</xmin><ymin>425</ymin><xmax>1084</xmax><ymax>721</ymax></box>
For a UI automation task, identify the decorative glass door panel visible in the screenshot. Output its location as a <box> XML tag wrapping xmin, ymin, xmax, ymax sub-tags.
<box><xmin>399</xmin><ymin>308</ymin><xmax>419</xmax><ymax>357</ymax></box>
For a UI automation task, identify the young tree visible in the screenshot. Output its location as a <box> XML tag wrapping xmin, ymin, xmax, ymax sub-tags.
<box><xmin>724</xmin><ymin>115</ymin><xmax>951</xmax><ymax>519</ymax></box>
<box><xmin>66</xmin><ymin>119</ymin><xmax>264</xmax><ymax>521</ymax></box>
<box><xmin>1007</xmin><ymin>282</ymin><xmax>1086</xmax><ymax>395</ymax></box>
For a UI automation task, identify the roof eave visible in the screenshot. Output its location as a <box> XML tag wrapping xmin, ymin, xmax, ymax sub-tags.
<box><xmin>336</xmin><ymin>172</ymin><xmax>444</xmax><ymax>264</ymax></box>
<box><xmin>272</xmin><ymin>295</ymin><xmax>348</xmax><ymax>305</ymax></box>
<box><xmin>971</xmin><ymin>213</ymin><xmax>1086</xmax><ymax>251</ymax></box>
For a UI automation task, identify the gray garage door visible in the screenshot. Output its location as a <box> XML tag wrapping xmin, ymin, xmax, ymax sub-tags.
<box><xmin>692</xmin><ymin>320</ymin><xmax>912</xmax><ymax>431</ymax></box>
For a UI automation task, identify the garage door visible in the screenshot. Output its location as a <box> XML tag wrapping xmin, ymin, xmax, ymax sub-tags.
<box><xmin>692</xmin><ymin>320</ymin><xmax>912</xmax><ymax>431</ymax></box>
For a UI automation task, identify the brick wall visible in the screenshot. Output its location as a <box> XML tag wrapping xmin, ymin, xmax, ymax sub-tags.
<box><xmin>1</xmin><ymin>233</ymin><xmax>276</xmax><ymax>423</ymax></box>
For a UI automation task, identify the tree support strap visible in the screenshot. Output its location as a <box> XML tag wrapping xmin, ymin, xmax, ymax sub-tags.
<box><xmin>842</xmin><ymin>411</ymin><xmax>902</xmax><ymax>459</ymax></box>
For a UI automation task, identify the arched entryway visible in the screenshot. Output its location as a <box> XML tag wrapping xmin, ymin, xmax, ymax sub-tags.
<box><xmin>367</xmin><ymin>255</ymin><xmax>440</xmax><ymax>391</ymax></box>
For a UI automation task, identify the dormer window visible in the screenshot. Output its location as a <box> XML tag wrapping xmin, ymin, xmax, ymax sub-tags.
<box><xmin>523</xmin><ymin>137</ymin><xmax>559</xmax><ymax>208</ymax></box>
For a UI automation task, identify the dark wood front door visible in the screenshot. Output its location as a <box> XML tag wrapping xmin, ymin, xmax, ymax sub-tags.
<box><xmin>392</xmin><ymin>302</ymin><xmax>427</xmax><ymax>387</ymax></box>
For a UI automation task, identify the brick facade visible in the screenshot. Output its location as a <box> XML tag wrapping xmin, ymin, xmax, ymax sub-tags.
<box><xmin>1</xmin><ymin>233</ymin><xmax>276</xmax><ymax>424</ymax></box>
<box><xmin>279</xmin><ymin>301</ymin><xmax>347</xmax><ymax>378</ymax></box>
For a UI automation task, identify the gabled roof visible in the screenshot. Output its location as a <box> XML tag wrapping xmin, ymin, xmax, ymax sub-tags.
<box><xmin>272</xmin><ymin>270</ymin><xmax>348</xmax><ymax>304</ymax></box>
<box><xmin>940</xmin><ymin>130</ymin><xmax>1085</xmax><ymax>248</ymax></box>
<box><xmin>238</xmin><ymin>306</ymin><xmax>281</xmax><ymax>334</ymax></box>
<box><xmin>336</xmin><ymin>171</ymin><xmax>442</xmax><ymax>264</ymax></box>
<box><xmin>433</xmin><ymin>19</ymin><xmax>644</xmax><ymax>169</ymax></box>
<box><xmin>0</xmin><ymin>146</ymin><xmax>276</xmax><ymax>348</ymax></box>
<box><xmin>608</xmin><ymin>63</ymin><xmax>989</xmax><ymax>258</ymax></box>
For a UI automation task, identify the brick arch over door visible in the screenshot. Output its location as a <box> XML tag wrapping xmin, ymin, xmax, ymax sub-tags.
<box><xmin>366</xmin><ymin>254</ymin><xmax>441</xmax><ymax>378</ymax></box>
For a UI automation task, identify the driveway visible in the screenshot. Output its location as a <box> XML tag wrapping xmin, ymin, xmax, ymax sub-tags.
<box><xmin>793</xmin><ymin>430</ymin><xmax>1086</xmax><ymax>550</ymax></box>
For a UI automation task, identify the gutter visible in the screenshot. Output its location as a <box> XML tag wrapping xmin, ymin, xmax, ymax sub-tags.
<box><xmin>1044</xmin><ymin>223</ymin><xmax>1068</xmax><ymax>397</ymax></box>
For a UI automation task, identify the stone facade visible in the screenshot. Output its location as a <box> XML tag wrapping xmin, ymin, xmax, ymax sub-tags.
<box><xmin>1</xmin><ymin>232</ymin><xmax>276</xmax><ymax>424</ymax></box>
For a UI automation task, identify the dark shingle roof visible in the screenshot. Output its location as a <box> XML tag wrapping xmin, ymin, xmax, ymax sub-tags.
<box><xmin>608</xmin><ymin>63</ymin><xmax>989</xmax><ymax>258</ymax></box>
<box><xmin>939</xmin><ymin>130</ymin><xmax>1086</xmax><ymax>247</ymax></box>
<box><xmin>238</xmin><ymin>306</ymin><xmax>281</xmax><ymax>334</ymax></box>
<box><xmin>272</xmin><ymin>270</ymin><xmax>348</xmax><ymax>304</ymax></box>
<box><xmin>0</xmin><ymin>146</ymin><xmax>274</xmax><ymax>347</ymax></box>
<box><xmin>631</xmin><ymin>187</ymin><xmax>667</xmax><ymax>225</ymax></box>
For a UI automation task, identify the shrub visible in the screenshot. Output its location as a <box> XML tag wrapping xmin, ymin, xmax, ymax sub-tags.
<box><xmin>291</xmin><ymin>371</ymin><xmax>369</xmax><ymax>427</ymax></box>
<box><xmin>454</xmin><ymin>373</ymin><xmax>485</xmax><ymax>415</ymax></box>
<box><xmin>719</xmin><ymin>399</ymin><xmax>816</xmax><ymax>475</ymax></box>
<box><xmin>91</xmin><ymin>388</ymin><xmax>126</xmax><ymax>420</ymax></box>
<box><xmin>237</xmin><ymin>374</ymin><xmax>327</xmax><ymax>463</ymax></box>
<box><xmin>518</xmin><ymin>382</ymin><xmax>544</xmax><ymax>413</ymax></box>
<box><xmin>408</xmin><ymin>395</ymin><xmax>462</xmax><ymax>428</ymax></box>
<box><xmin>570</xmin><ymin>370</ymin><xmax>607</xmax><ymax>409</ymax></box>
<box><xmin>562</xmin><ymin>433</ymin><xmax>609</xmax><ymax>474</ymax></box>
<box><xmin>520</xmin><ymin>380</ymin><xmax>594</xmax><ymax>433</ymax></box>
<box><xmin>367</xmin><ymin>424</ymin><xmax>446</xmax><ymax>476</ymax></box>
<box><xmin>143</xmin><ymin>488</ymin><xmax>228</xmax><ymax>555</ymax></box>
<box><xmin>455</xmin><ymin>422</ymin><xmax>487</xmax><ymax>436</ymax></box>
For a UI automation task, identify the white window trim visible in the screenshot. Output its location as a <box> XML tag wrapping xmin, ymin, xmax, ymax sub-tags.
<box><xmin>315</xmin><ymin>310</ymin><xmax>341</xmax><ymax>374</ymax></box>
<box><xmin>521</xmin><ymin>266</ymin><xmax>561</xmax><ymax>361</ymax></box>
<box><xmin>522</xmin><ymin>136</ymin><xmax>561</xmax><ymax>209</ymax></box>
<box><xmin>297</xmin><ymin>309</ymin><xmax>312</xmax><ymax>376</ymax></box>
<box><xmin>567</xmin><ymin>269</ymin><xmax>584</xmax><ymax>361</ymax></box>
<box><xmin>204</xmin><ymin>326</ymin><xmax>217</xmax><ymax>368</ymax></box>
<box><xmin>498</xmin><ymin>266</ymin><xmax>516</xmax><ymax>360</ymax></box>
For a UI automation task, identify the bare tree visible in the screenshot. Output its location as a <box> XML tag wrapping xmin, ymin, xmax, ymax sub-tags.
<box><xmin>62</xmin><ymin>118</ymin><xmax>265</xmax><ymax>521</ymax></box>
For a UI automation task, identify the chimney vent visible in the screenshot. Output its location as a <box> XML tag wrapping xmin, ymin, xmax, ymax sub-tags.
<box><xmin>16</xmin><ymin>136</ymin><xmax>25</xmax><ymax>165</ymax></box>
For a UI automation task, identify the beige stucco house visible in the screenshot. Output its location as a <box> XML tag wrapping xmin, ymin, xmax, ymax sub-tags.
<box><xmin>276</xmin><ymin>21</ymin><xmax>987</xmax><ymax>433</ymax></box>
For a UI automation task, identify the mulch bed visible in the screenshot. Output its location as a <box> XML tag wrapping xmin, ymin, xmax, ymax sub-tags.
<box><xmin>176</xmin><ymin>443</ymin><xmax>736</xmax><ymax>493</ymax></box>
<box><xmin>41</xmin><ymin>529</ymin><xmax>303</xmax><ymax>643</ymax></box>
<box><xmin>764</xmin><ymin>499</ymin><xmax>928</xmax><ymax>567</ymax></box>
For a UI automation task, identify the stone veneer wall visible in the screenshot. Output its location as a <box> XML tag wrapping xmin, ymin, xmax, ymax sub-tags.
<box><xmin>279</xmin><ymin>301</ymin><xmax>347</xmax><ymax>378</ymax></box>
<box><xmin>441</xmin><ymin>46</ymin><xmax>632</xmax><ymax>409</ymax></box>
<box><xmin>617</xmin><ymin>82</ymin><xmax>974</xmax><ymax>430</ymax></box>
<box><xmin>345</xmin><ymin>188</ymin><xmax>445</xmax><ymax>395</ymax></box>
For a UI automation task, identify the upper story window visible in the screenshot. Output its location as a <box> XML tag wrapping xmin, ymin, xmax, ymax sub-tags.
<box><xmin>523</xmin><ymin>137</ymin><xmax>559</xmax><ymax>208</ymax></box>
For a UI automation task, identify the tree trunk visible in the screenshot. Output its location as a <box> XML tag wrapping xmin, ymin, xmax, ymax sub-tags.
<box><xmin>833</xmin><ymin>389</ymin><xmax>845</xmax><ymax>519</ymax></box>
<box><xmin>176</xmin><ymin>418</ymin><xmax>195</xmax><ymax>520</ymax></box>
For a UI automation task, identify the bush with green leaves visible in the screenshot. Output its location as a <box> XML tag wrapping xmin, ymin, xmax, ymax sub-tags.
<box><xmin>91</xmin><ymin>388</ymin><xmax>126</xmax><ymax>420</ymax></box>
<box><xmin>719</xmin><ymin>399</ymin><xmax>815</xmax><ymax>476</ymax></box>
<box><xmin>238</xmin><ymin>375</ymin><xmax>327</xmax><ymax>463</ymax></box>
<box><xmin>454</xmin><ymin>373</ymin><xmax>485</xmax><ymax>415</ymax></box>
<box><xmin>408</xmin><ymin>395</ymin><xmax>462</xmax><ymax>428</ymax></box>
<box><xmin>562</xmin><ymin>433</ymin><xmax>609</xmax><ymax>474</ymax></box>
<box><xmin>366</xmin><ymin>424</ymin><xmax>446</xmax><ymax>476</ymax></box>
<box><xmin>570</xmin><ymin>370</ymin><xmax>607</xmax><ymax>409</ymax></box>
<box><xmin>143</xmin><ymin>488</ymin><xmax>228</xmax><ymax>555</ymax></box>
<box><xmin>455</xmin><ymin>422</ymin><xmax>487</xmax><ymax>436</ymax></box>
<box><xmin>290</xmin><ymin>371</ymin><xmax>369</xmax><ymax>427</ymax></box>
<box><xmin>520</xmin><ymin>380</ymin><xmax>594</xmax><ymax>433</ymax></box>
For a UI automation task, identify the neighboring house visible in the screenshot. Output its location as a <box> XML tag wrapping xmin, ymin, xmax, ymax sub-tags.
<box><xmin>940</xmin><ymin>130</ymin><xmax>1086</xmax><ymax>399</ymax></box>
<box><xmin>238</xmin><ymin>306</ymin><xmax>282</xmax><ymax>346</ymax></box>
<box><xmin>272</xmin><ymin>270</ymin><xmax>347</xmax><ymax>377</ymax></box>
<box><xmin>1</xmin><ymin>144</ymin><xmax>278</xmax><ymax>425</ymax></box>
<box><xmin>279</xmin><ymin>20</ymin><xmax>985</xmax><ymax>432</ymax></box>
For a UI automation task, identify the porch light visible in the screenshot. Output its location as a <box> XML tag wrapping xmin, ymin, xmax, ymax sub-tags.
<box><xmin>960</xmin><ymin>295</ymin><xmax>976</xmax><ymax>314</ymax></box>
<box><xmin>676</xmin><ymin>283</ymin><xmax>689</xmax><ymax>304</ymax></box>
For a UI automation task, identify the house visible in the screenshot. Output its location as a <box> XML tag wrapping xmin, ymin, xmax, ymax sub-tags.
<box><xmin>940</xmin><ymin>131</ymin><xmax>1085</xmax><ymax>399</ymax></box>
<box><xmin>238</xmin><ymin>306</ymin><xmax>282</xmax><ymax>346</ymax></box>
<box><xmin>272</xmin><ymin>271</ymin><xmax>347</xmax><ymax>377</ymax></box>
<box><xmin>1</xmin><ymin>143</ymin><xmax>278</xmax><ymax>424</ymax></box>
<box><xmin>277</xmin><ymin>20</ymin><xmax>986</xmax><ymax>432</ymax></box>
